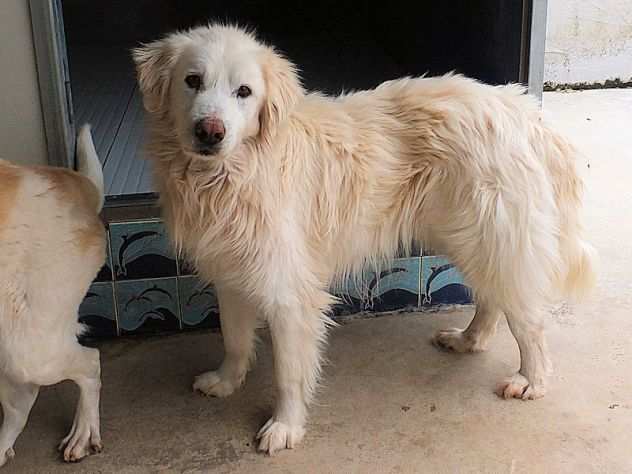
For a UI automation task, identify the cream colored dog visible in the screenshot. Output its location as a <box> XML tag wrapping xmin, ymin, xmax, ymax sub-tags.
<box><xmin>133</xmin><ymin>24</ymin><xmax>596</xmax><ymax>454</ymax></box>
<box><xmin>0</xmin><ymin>126</ymin><xmax>105</xmax><ymax>466</ymax></box>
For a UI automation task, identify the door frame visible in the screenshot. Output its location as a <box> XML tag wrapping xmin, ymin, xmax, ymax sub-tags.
<box><xmin>520</xmin><ymin>0</ymin><xmax>548</xmax><ymax>101</ymax></box>
<box><xmin>29</xmin><ymin>0</ymin><xmax>74</xmax><ymax>168</ymax></box>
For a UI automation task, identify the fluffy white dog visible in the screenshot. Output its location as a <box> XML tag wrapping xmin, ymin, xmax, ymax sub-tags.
<box><xmin>133</xmin><ymin>24</ymin><xmax>596</xmax><ymax>454</ymax></box>
<box><xmin>0</xmin><ymin>126</ymin><xmax>105</xmax><ymax>466</ymax></box>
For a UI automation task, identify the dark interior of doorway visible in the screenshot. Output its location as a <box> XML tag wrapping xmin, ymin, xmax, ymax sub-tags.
<box><xmin>62</xmin><ymin>0</ymin><xmax>524</xmax><ymax>199</ymax></box>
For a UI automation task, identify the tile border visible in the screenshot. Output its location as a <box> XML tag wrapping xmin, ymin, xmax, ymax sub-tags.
<box><xmin>80</xmin><ymin>218</ymin><xmax>471</xmax><ymax>337</ymax></box>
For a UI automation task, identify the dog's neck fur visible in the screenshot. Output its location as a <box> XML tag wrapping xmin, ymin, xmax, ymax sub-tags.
<box><xmin>147</xmin><ymin>112</ymin><xmax>288</xmax><ymax>283</ymax></box>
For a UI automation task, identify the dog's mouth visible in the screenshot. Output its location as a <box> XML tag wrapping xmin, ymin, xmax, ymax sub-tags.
<box><xmin>187</xmin><ymin>145</ymin><xmax>221</xmax><ymax>158</ymax></box>
<box><xmin>198</xmin><ymin>147</ymin><xmax>218</xmax><ymax>156</ymax></box>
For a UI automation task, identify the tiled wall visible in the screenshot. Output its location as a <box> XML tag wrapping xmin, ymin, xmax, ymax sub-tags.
<box><xmin>79</xmin><ymin>219</ymin><xmax>471</xmax><ymax>338</ymax></box>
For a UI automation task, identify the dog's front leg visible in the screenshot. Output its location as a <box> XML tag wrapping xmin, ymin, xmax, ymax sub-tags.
<box><xmin>257</xmin><ymin>303</ymin><xmax>330</xmax><ymax>454</ymax></box>
<box><xmin>194</xmin><ymin>286</ymin><xmax>258</xmax><ymax>397</ymax></box>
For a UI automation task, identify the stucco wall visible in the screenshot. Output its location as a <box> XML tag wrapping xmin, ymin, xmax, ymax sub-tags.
<box><xmin>545</xmin><ymin>0</ymin><xmax>632</xmax><ymax>87</ymax></box>
<box><xmin>0</xmin><ymin>1</ymin><xmax>48</xmax><ymax>166</ymax></box>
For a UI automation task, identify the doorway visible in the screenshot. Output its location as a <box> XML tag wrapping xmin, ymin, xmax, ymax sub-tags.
<box><xmin>33</xmin><ymin>0</ymin><xmax>545</xmax><ymax>204</ymax></box>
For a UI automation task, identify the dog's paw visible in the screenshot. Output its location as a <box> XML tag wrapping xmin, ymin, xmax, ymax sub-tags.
<box><xmin>432</xmin><ymin>328</ymin><xmax>487</xmax><ymax>353</ymax></box>
<box><xmin>495</xmin><ymin>373</ymin><xmax>546</xmax><ymax>400</ymax></box>
<box><xmin>0</xmin><ymin>447</ymin><xmax>15</xmax><ymax>468</ymax></box>
<box><xmin>58</xmin><ymin>423</ymin><xmax>102</xmax><ymax>463</ymax></box>
<box><xmin>193</xmin><ymin>370</ymin><xmax>240</xmax><ymax>398</ymax></box>
<box><xmin>256</xmin><ymin>418</ymin><xmax>305</xmax><ymax>455</ymax></box>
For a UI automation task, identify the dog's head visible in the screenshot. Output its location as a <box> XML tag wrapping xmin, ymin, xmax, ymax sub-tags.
<box><xmin>132</xmin><ymin>24</ymin><xmax>302</xmax><ymax>160</ymax></box>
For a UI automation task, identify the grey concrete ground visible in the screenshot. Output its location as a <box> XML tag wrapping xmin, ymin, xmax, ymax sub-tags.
<box><xmin>4</xmin><ymin>90</ymin><xmax>632</xmax><ymax>473</ymax></box>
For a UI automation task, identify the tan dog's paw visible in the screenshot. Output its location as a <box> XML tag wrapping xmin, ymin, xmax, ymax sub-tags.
<box><xmin>496</xmin><ymin>373</ymin><xmax>546</xmax><ymax>400</ymax></box>
<box><xmin>256</xmin><ymin>418</ymin><xmax>305</xmax><ymax>455</ymax></box>
<box><xmin>58</xmin><ymin>424</ymin><xmax>102</xmax><ymax>463</ymax></box>
<box><xmin>0</xmin><ymin>447</ymin><xmax>15</xmax><ymax>468</ymax></box>
<box><xmin>193</xmin><ymin>371</ymin><xmax>239</xmax><ymax>398</ymax></box>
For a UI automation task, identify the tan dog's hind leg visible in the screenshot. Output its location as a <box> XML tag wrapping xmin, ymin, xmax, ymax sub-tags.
<box><xmin>58</xmin><ymin>346</ymin><xmax>102</xmax><ymax>462</ymax></box>
<box><xmin>0</xmin><ymin>377</ymin><xmax>39</xmax><ymax>468</ymax></box>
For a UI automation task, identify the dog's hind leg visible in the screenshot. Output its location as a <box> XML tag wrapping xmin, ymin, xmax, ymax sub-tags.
<box><xmin>0</xmin><ymin>377</ymin><xmax>39</xmax><ymax>468</ymax></box>
<box><xmin>257</xmin><ymin>301</ymin><xmax>331</xmax><ymax>454</ymax></box>
<box><xmin>496</xmin><ymin>307</ymin><xmax>551</xmax><ymax>400</ymax></box>
<box><xmin>58</xmin><ymin>345</ymin><xmax>102</xmax><ymax>462</ymax></box>
<box><xmin>194</xmin><ymin>286</ymin><xmax>258</xmax><ymax>397</ymax></box>
<box><xmin>432</xmin><ymin>300</ymin><xmax>502</xmax><ymax>352</ymax></box>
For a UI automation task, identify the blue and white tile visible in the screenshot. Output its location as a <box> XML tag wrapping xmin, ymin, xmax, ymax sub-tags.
<box><xmin>332</xmin><ymin>257</ymin><xmax>421</xmax><ymax>315</ymax></box>
<box><xmin>115</xmin><ymin>278</ymin><xmax>181</xmax><ymax>334</ymax></box>
<box><xmin>421</xmin><ymin>256</ymin><xmax>471</xmax><ymax>306</ymax></box>
<box><xmin>109</xmin><ymin>220</ymin><xmax>177</xmax><ymax>280</ymax></box>
<box><xmin>79</xmin><ymin>282</ymin><xmax>117</xmax><ymax>337</ymax></box>
<box><xmin>178</xmin><ymin>276</ymin><xmax>220</xmax><ymax>329</ymax></box>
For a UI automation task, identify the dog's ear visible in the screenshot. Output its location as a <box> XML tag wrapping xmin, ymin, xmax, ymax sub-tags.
<box><xmin>132</xmin><ymin>35</ymin><xmax>188</xmax><ymax>114</ymax></box>
<box><xmin>258</xmin><ymin>49</ymin><xmax>303</xmax><ymax>143</ymax></box>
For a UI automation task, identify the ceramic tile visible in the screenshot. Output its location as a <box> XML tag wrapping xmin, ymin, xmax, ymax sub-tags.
<box><xmin>421</xmin><ymin>256</ymin><xmax>471</xmax><ymax>306</ymax></box>
<box><xmin>178</xmin><ymin>276</ymin><xmax>220</xmax><ymax>329</ymax></box>
<box><xmin>331</xmin><ymin>257</ymin><xmax>421</xmax><ymax>315</ymax></box>
<box><xmin>78</xmin><ymin>282</ymin><xmax>117</xmax><ymax>337</ymax></box>
<box><xmin>109</xmin><ymin>220</ymin><xmax>177</xmax><ymax>280</ymax></box>
<box><xmin>115</xmin><ymin>278</ymin><xmax>181</xmax><ymax>334</ymax></box>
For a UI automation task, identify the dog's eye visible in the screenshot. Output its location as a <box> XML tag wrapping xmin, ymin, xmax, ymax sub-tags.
<box><xmin>236</xmin><ymin>85</ymin><xmax>252</xmax><ymax>98</ymax></box>
<box><xmin>185</xmin><ymin>74</ymin><xmax>202</xmax><ymax>91</ymax></box>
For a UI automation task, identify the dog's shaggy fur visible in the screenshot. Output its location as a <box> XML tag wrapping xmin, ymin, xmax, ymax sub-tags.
<box><xmin>0</xmin><ymin>126</ymin><xmax>105</xmax><ymax>467</ymax></box>
<box><xmin>133</xmin><ymin>24</ymin><xmax>596</xmax><ymax>454</ymax></box>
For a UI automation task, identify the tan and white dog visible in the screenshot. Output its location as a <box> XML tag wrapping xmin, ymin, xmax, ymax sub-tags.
<box><xmin>0</xmin><ymin>126</ymin><xmax>105</xmax><ymax>466</ymax></box>
<box><xmin>133</xmin><ymin>25</ymin><xmax>596</xmax><ymax>454</ymax></box>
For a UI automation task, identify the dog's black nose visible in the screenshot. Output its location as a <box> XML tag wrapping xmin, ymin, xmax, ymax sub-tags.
<box><xmin>195</xmin><ymin>118</ymin><xmax>225</xmax><ymax>146</ymax></box>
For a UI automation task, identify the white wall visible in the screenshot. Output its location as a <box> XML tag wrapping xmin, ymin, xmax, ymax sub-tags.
<box><xmin>0</xmin><ymin>0</ymin><xmax>48</xmax><ymax>166</ymax></box>
<box><xmin>545</xmin><ymin>0</ymin><xmax>632</xmax><ymax>87</ymax></box>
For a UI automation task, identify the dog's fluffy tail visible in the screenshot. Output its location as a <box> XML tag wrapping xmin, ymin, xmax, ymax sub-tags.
<box><xmin>76</xmin><ymin>124</ymin><xmax>105</xmax><ymax>212</ymax></box>
<box><xmin>554</xmin><ymin>138</ymin><xmax>598</xmax><ymax>301</ymax></box>
<box><xmin>562</xmin><ymin>238</ymin><xmax>598</xmax><ymax>300</ymax></box>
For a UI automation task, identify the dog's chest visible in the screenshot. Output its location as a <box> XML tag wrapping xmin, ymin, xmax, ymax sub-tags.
<box><xmin>168</xmin><ymin>183</ymin><xmax>277</xmax><ymax>270</ymax></box>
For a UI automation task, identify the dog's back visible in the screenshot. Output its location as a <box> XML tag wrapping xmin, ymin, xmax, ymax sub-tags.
<box><xmin>304</xmin><ymin>74</ymin><xmax>596</xmax><ymax>302</ymax></box>
<box><xmin>0</xmin><ymin>135</ymin><xmax>105</xmax><ymax>381</ymax></box>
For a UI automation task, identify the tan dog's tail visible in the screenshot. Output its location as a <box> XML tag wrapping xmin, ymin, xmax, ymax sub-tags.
<box><xmin>76</xmin><ymin>124</ymin><xmax>104</xmax><ymax>212</ymax></box>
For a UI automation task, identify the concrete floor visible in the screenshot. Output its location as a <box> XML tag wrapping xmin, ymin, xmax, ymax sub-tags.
<box><xmin>4</xmin><ymin>90</ymin><xmax>632</xmax><ymax>473</ymax></box>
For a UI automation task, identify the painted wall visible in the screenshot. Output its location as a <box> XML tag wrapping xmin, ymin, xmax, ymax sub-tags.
<box><xmin>545</xmin><ymin>0</ymin><xmax>632</xmax><ymax>87</ymax></box>
<box><xmin>0</xmin><ymin>1</ymin><xmax>48</xmax><ymax>166</ymax></box>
